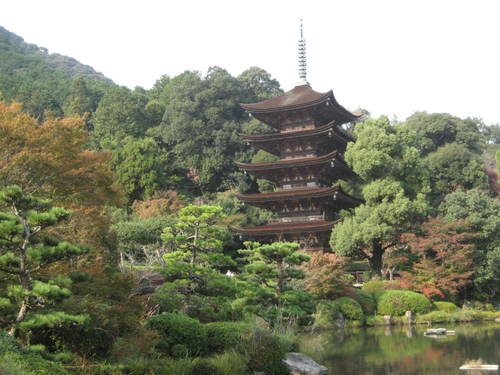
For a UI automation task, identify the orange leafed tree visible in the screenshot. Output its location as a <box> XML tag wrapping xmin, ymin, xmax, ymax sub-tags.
<box><xmin>0</xmin><ymin>101</ymin><xmax>123</xmax><ymax>252</ymax></box>
<box><xmin>305</xmin><ymin>253</ymin><xmax>351</xmax><ymax>299</ymax></box>
<box><xmin>400</xmin><ymin>218</ymin><xmax>476</xmax><ymax>300</ymax></box>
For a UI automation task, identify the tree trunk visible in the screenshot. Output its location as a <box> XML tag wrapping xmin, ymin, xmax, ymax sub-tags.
<box><xmin>369</xmin><ymin>240</ymin><xmax>384</xmax><ymax>277</ymax></box>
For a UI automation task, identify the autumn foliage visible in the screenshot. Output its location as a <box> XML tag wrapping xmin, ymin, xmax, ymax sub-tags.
<box><xmin>305</xmin><ymin>253</ymin><xmax>351</xmax><ymax>299</ymax></box>
<box><xmin>0</xmin><ymin>101</ymin><xmax>123</xmax><ymax>250</ymax></box>
<box><xmin>400</xmin><ymin>218</ymin><xmax>476</xmax><ymax>300</ymax></box>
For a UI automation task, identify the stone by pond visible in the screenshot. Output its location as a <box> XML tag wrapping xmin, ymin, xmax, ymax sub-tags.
<box><xmin>297</xmin><ymin>322</ymin><xmax>500</xmax><ymax>375</ymax></box>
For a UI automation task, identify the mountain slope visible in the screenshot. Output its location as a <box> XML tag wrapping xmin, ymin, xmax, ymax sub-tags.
<box><xmin>0</xmin><ymin>26</ymin><xmax>114</xmax><ymax>118</ymax></box>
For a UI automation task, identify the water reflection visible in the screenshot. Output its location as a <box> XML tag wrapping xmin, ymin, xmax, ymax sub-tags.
<box><xmin>299</xmin><ymin>323</ymin><xmax>500</xmax><ymax>375</ymax></box>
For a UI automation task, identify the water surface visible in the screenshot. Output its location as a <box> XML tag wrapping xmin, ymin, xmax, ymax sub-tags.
<box><xmin>298</xmin><ymin>323</ymin><xmax>500</xmax><ymax>375</ymax></box>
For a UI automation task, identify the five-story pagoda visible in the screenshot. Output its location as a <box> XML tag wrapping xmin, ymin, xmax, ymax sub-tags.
<box><xmin>233</xmin><ymin>22</ymin><xmax>362</xmax><ymax>252</ymax></box>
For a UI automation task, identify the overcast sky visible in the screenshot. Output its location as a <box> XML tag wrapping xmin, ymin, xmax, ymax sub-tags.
<box><xmin>3</xmin><ymin>0</ymin><xmax>500</xmax><ymax>124</ymax></box>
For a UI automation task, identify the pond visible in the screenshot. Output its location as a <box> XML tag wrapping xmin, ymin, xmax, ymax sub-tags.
<box><xmin>298</xmin><ymin>323</ymin><xmax>500</xmax><ymax>375</ymax></box>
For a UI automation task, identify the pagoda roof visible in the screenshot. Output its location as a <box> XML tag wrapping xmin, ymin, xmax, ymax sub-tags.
<box><xmin>236</xmin><ymin>151</ymin><xmax>349</xmax><ymax>172</ymax></box>
<box><xmin>232</xmin><ymin>220</ymin><xmax>336</xmax><ymax>236</ymax></box>
<box><xmin>239</xmin><ymin>121</ymin><xmax>353</xmax><ymax>156</ymax></box>
<box><xmin>240</xmin><ymin>84</ymin><xmax>359</xmax><ymax>126</ymax></box>
<box><xmin>236</xmin><ymin>185</ymin><xmax>362</xmax><ymax>207</ymax></box>
<box><xmin>240</xmin><ymin>121</ymin><xmax>353</xmax><ymax>143</ymax></box>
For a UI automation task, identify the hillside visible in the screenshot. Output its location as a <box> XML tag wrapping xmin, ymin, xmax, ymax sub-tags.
<box><xmin>0</xmin><ymin>26</ymin><xmax>114</xmax><ymax>118</ymax></box>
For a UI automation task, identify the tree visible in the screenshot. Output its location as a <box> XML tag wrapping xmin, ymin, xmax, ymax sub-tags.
<box><xmin>155</xmin><ymin>205</ymin><xmax>241</xmax><ymax>322</ymax></box>
<box><xmin>304</xmin><ymin>253</ymin><xmax>351</xmax><ymax>299</ymax></box>
<box><xmin>237</xmin><ymin>67</ymin><xmax>283</xmax><ymax>102</ymax></box>
<box><xmin>331</xmin><ymin>117</ymin><xmax>429</xmax><ymax>275</ymax></box>
<box><xmin>401</xmin><ymin>112</ymin><xmax>484</xmax><ymax>155</ymax></box>
<box><xmin>400</xmin><ymin>218</ymin><xmax>475</xmax><ymax>300</ymax></box>
<box><xmin>238</xmin><ymin>242</ymin><xmax>313</xmax><ymax>325</ymax></box>
<box><xmin>438</xmin><ymin>189</ymin><xmax>500</xmax><ymax>300</ymax></box>
<box><xmin>0</xmin><ymin>186</ymin><xmax>87</xmax><ymax>336</ymax></box>
<box><xmin>92</xmin><ymin>86</ymin><xmax>149</xmax><ymax>149</ymax></box>
<box><xmin>425</xmin><ymin>142</ymin><xmax>488</xmax><ymax>196</ymax></box>
<box><xmin>0</xmin><ymin>101</ymin><xmax>122</xmax><ymax>250</ymax></box>
<box><xmin>111</xmin><ymin>137</ymin><xmax>174</xmax><ymax>202</ymax></box>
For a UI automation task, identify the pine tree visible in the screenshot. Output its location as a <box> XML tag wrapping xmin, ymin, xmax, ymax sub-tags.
<box><xmin>0</xmin><ymin>186</ymin><xmax>88</xmax><ymax>336</ymax></box>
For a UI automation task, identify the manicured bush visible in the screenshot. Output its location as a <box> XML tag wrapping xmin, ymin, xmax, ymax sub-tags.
<box><xmin>205</xmin><ymin>321</ymin><xmax>251</xmax><ymax>354</ymax></box>
<box><xmin>362</xmin><ymin>280</ymin><xmax>401</xmax><ymax>294</ymax></box>
<box><xmin>350</xmin><ymin>289</ymin><xmax>376</xmax><ymax>314</ymax></box>
<box><xmin>334</xmin><ymin>297</ymin><xmax>364</xmax><ymax>321</ymax></box>
<box><xmin>434</xmin><ymin>301</ymin><xmax>458</xmax><ymax>313</ymax></box>
<box><xmin>377</xmin><ymin>290</ymin><xmax>432</xmax><ymax>316</ymax></box>
<box><xmin>147</xmin><ymin>313</ymin><xmax>207</xmax><ymax>356</ymax></box>
<box><xmin>242</xmin><ymin>330</ymin><xmax>289</xmax><ymax>375</ymax></box>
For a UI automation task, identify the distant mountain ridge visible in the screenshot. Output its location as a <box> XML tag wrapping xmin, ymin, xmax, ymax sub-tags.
<box><xmin>0</xmin><ymin>26</ymin><xmax>115</xmax><ymax>118</ymax></box>
<box><xmin>0</xmin><ymin>26</ymin><xmax>112</xmax><ymax>83</ymax></box>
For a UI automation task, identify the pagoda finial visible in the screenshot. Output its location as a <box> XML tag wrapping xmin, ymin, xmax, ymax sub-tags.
<box><xmin>297</xmin><ymin>19</ymin><xmax>308</xmax><ymax>85</ymax></box>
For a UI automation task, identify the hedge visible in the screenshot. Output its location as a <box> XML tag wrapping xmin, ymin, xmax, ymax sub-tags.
<box><xmin>147</xmin><ymin>313</ymin><xmax>207</xmax><ymax>356</ymax></box>
<box><xmin>314</xmin><ymin>301</ymin><xmax>341</xmax><ymax>329</ymax></box>
<box><xmin>334</xmin><ymin>297</ymin><xmax>364</xmax><ymax>321</ymax></box>
<box><xmin>377</xmin><ymin>290</ymin><xmax>432</xmax><ymax>316</ymax></box>
<box><xmin>434</xmin><ymin>301</ymin><xmax>458</xmax><ymax>313</ymax></box>
<box><xmin>351</xmin><ymin>289</ymin><xmax>376</xmax><ymax>314</ymax></box>
<box><xmin>205</xmin><ymin>321</ymin><xmax>251</xmax><ymax>354</ymax></box>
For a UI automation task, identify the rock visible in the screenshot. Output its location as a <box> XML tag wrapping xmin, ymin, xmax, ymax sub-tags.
<box><xmin>284</xmin><ymin>353</ymin><xmax>328</xmax><ymax>375</ymax></box>
<box><xmin>383</xmin><ymin>315</ymin><xmax>392</xmax><ymax>325</ymax></box>
<box><xmin>405</xmin><ymin>310</ymin><xmax>413</xmax><ymax>323</ymax></box>
<box><xmin>495</xmin><ymin>317</ymin><xmax>500</xmax><ymax>323</ymax></box>
<box><xmin>425</xmin><ymin>327</ymin><xmax>447</xmax><ymax>335</ymax></box>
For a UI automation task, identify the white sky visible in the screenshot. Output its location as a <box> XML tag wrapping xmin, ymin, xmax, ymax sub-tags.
<box><xmin>2</xmin><ymin>0</ymin><xmax>500</xmax><ymax>124</ymax></box>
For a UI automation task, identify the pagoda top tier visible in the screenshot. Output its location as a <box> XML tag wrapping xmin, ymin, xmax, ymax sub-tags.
<box><xmin>241</xmin><ymin>84</ymin><xmax>359</xmax><ymax>129</ymax></box>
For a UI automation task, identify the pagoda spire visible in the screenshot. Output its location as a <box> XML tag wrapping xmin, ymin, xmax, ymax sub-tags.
<box><xmin>297</xmin><ymin>19</ymin><xmax>308</xmax><ymax>85</ymax></box>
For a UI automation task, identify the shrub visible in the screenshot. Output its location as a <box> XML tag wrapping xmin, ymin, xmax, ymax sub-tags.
<box><xmin>147</xmin><ymin>313</ymin><xmax>207</xmax><ymax>356</ymax></box>
<box><xmin>242</xmin><ymin>330</ymin><xmax>289</xmax><ymax>375</ymax></box>
<box><xmin>335</xmin><ymin>297</ymin><xmax>364</xmax><ymax>321</ymax></box>
<box><xmin>434</xmin><ymin>301</ymin><xmax>458</xmax><ymax>313</ymax></box>
<box><xmin>362</xmin><ymin>280</ymin><xmax>401</xmax><ymax>294</ymax></box>
<box><xmin>205</xmin><ymin>321</ymin><xmax>251</xmax><ymax>354</ymax></box>
<box><xmin>350</xmin><ymin>289</ymin><xmax>376</xmax><ymax>314</ymax></box>
<box><xmin>209</xmin><ymin>350</ymin><xmax>248</xmax><ymax>375</ymax></box>
<box><xmin>192</xmin><ymin>358</ymin><xmax>217</xmax><ymax>375</ymax></box>
<box><xmin>314</xmin><ymin>301</ymin><xmax>341</xmax><ymax>329</ymax></box>
<box><xmin>377</xmin><ymin>290</ymin><xmax>432</xmax><ymax>316</ymax></box>
<box><xmin>0</xmin><ymin>332</ymin><xmax>69</xmax><ymax>375</ymax></box>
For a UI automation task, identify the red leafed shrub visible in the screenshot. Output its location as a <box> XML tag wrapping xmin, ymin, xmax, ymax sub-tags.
<box><xmin>400</xmin><ymin>218</ymin><xmax>476</xmax><ymax>300</ymax></box>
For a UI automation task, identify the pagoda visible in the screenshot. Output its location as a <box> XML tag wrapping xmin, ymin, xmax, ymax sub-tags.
<box><xmin>233</xmin><ymin>22</ymin><xmax>362</xmax><ymax>252</ymax></box>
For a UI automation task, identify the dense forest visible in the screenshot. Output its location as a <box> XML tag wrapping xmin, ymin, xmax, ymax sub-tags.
<box><xmin>0</xmin><ymin>26</ymin><xmax>499</xmax><ymax>375</ymax></box>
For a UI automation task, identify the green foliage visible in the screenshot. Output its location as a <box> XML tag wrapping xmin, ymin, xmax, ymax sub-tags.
<box><xmin>0</xmin><ymin>331</ymin><xmax>68</xmax><ymax>375</ymax></box>
<box><xmin>332</xmin><ymin>117</ymin><xmax>429</xmax><ymax>275</ymax></box>
<box><xmin>425</xmin><ymin>142</ymin><xmax>488</xmax><ymax>195</ymax></box>
<box><xmin>402</xmin><ymin>112</ymin><xmax>484</xmax><ymax>155</ymax></box>
<box><xmin>209</xmin><ymin>350</ymin><xmax>248</xmax><ymax>375</ymax></box>
<box><xmin>0</xmin><ymin>186</ymin><xmax>87</xmax><ymax>335</ymax></box>
<box><xmin>438</xmin><ymin>189</ymin><xmax>500</xmax><ymax>300</ymax></box>
<box><xmin>362</xmin><ymin>280</ymin><xmax>401</xmax><ymax>294</ymax></box>
<box><xmin>0</xmin><ymin>26</ymin><xmax>111</xmax><ymax>120</ymax></box>
<box><xmin>434</xmin><ymin>301</ymin><xmax>458</xmax><ymax>313</ymax></box>
<box><xmin>238</xmin><ymin>242</ymin><xmax>312</xmax><ymax>325</ymax></box>
<box><xmin>313</xmin><ymin>301</ymin><xmax>341</xmax><ymax>329</ymax></box>
<box><xmin>350</xmin><ymin>289</ymin><xmax>376</xmax><ymax>314</ymax></box>
<box><xmin>93</xmin><ymin>86</ymin><xmax>149</xmax><ymax>149</ymax></box>
<box><xmin>334</xmin><ymin>297</ymin><xmax>364</xmax><ymax>321</ymax></box>
<box><xmin>415</xmin><ymin>309</ymin><xmax>500</xmax><ymax>324</ymax></box>
<box><xmin>242</xmin><ymin>329</ymin><xmax>289</xmax><ymax>375</ymax></box>
<box><xmin>376</xmin><ymin>290</ymin><xmax>432</xmax><ymax>316</ymax></box>
<box><xmin>111</xmin><ymin>137</ymin><xmax>175</xmax><ymax>202</ymax></box>
<box><xmin>205</xmin><ymin>322</ymin><xmax>251</xmax><ymax>354</ymax></box>
<box><xmin>147</xmin><ymin>313</ymin><xmax>207</xmax><ymax>357</ymax></box>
